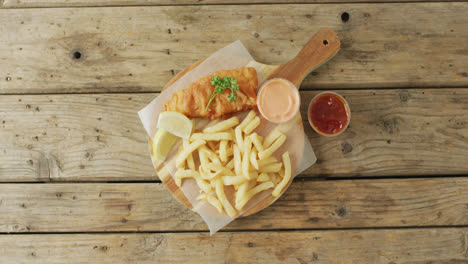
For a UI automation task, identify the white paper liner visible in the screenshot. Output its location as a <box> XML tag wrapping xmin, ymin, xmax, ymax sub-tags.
<box><xmin>139</xmin><ymin>41</ymin><xmax>316</xmax><ymax>234</ymax></box>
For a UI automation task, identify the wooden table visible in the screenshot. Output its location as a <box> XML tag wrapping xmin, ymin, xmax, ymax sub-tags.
<box><xmin>0</xmin><ymin>1</ymin><xmax>467</xmax><ymax>263</ymax></box>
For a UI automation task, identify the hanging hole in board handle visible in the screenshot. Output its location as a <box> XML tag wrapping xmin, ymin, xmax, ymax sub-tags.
<box><xmin>266</xmin><ymin>28</ymin><xmax>340</xmax><ymax>88</ymax></box>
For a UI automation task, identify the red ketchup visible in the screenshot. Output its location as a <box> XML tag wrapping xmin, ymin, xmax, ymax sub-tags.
<box><xmin>308</xmin><ymin>92</ymin><xmax>350</xmax><ymax>136</ymax></box>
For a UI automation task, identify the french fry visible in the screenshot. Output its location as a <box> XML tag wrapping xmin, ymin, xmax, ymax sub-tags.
<box><xmin>195</xmin><ymin>176</ymin><xmax>212</xmax><ymax>193</ymax></box>
<box><xmin>198</xmin><ymin>147</ymin><xmax>208</xmax><ymax>168</ymax></box>
<box><xmin>225</xmin><ymin>158</ymin><xmax>234</xmax><ymax>170</ymax></box>
<box><xmin>197</xmin><ymin>193</ymin><xmax>208</xmax><ymax>201</ymax></box>
<box><xmin>219</xmin><ymin>140</ymin><xmax>228</xmax><ymax>162</ymax></box>
<box><xmin>222</xmin><ymin>175</ymin><xmax>247</xmax><ymax>186</ymax></box>
<box><xmin>203</xmin><ymin>116</ymin><xmax>240</xmax><ymax>133</ymax></box>
<box><xmin>238</xmin><ymin>110</ymin><xmax>256</xmax><ymax>130</ymax></box>
<box><xmin>259</xmin><ymin>162</ymin><xmax>282</xmax><ymax>173</ymax></box>
<box><xmin>177</xmin><ymin>144</ymin><xmax>187</xmax><ymax>169</ymax></box>
<box><xmin>229</xmin><ymin>127</ymin><xmax>236</xmax><ymax>139</ymax></box>
<box><xmin>190</xmin><ymin>132</ymin><xmax>233</xmax><ymax>142</ymax></box>
<box><xmin>257</xmin><ymin>156</ymin><xmax>278</xmax><ymax>168</ymax></box>
<box><xmin>258</xmin><ymin>134</ymin><xmax>286</xmax><ymax>160</ymax></box>
<box><xmin>176</xmin><ymin>139</ymin><xmax>206</xmax><ymax>168</ymax></box>
<box><xmin>210</xmin><ymin>179</ymin><xmax>217</xmax><ymax>188</ymax></box>
<box><xmin>271</xmin><ymin>173</ymin><xmax>282</xmax><ymax>186</ymax></box>
<box><xmin>197</xmin><ymin>193</ymin><xmax>224</xmax><ymax>213</ymax></box>
<box><xmin>257</xmin><ymin>172</ymin><xmax>270</xmax><ymax>182</ymax></box>
<box><xmin>183</xmin><ymin>139</ymin><xmax>195</xmax><ymax>170</ymax></box>
<box><xmin>215</xmin><ymin>179</ymin><xmax>236</xmax><ymax>217</ymax></box>
<box><xmin>200</xmin><ymin>146</ymin><xmax>221</xmax><ymax>165</ymax></box>
<box><xmin>175</xmin><ymin>169</ymin><xmax>200</xmax><ymax>180</ymax></box>
<box><xmin>236</xmin><ymin>181</ymin><xmax>274</xmax><ymax>210</ymax></box>
<box><xmin>203</xmin><ymin>163</ymin><xmax>235</xmax><ymax>177</ymax></box>
<box><xmin>272</xmin><ymin>151</ymin><xmax>292</xmax><ymax>197</ymax></box>
<box><xmin>175</xmin><ymin>178</ymin><xmax>182</xmax><ymax>187</ymax></box>
<box><xmin>199</xmin><ymin>165</ymin><xmax>221</xmax><ymax>180</ymax></box>
<box><xmin>174</xmin><ymin>108</ymin><xmax>293</xmax><ymax>217</ymax></box>
<box><xmin>250</xmin><ymin>133</ymin><xmax>264</xmax><ymax>152</ymax></box>
<box><xmin>243</xmin><ymin>134</ymin><xmax>252</xmax><ymax>152</ymax></box>
<box><xmin>250</xmin><ymin>149</ymin><xmax>259</xmax><ymax>170</ymax></box>
<box><xmin>243</xmin><ymin>116</ymin><xmax>260</xmax><ymax>135</ymax></box>
<box><xmin>234</xmin><ymin>126</ymin><xmax>244</xmax><ymax>152</ymax></box>
<box><xmin>233</xmin><ymin>144</ymin><xmax>242</xmax><ymax>176</ymax></box>
<box><xmin>235</xmin><ymin>181</ymin><xmax>249</xmax><ymax>205</ymax></box>
<box><xmin>242</xmin><ymin>137</ymin><xmax>252</xmax><ymax>179</ymax></box>
<box><xmin>175</xmin><ymin>168</ymin><xmax>212</xmax><ymax>193</ymax></box>
<box><xmin>248</xmin><ymin>171</ymin><xmax>259</xmax><ymax>180</ymax></box>
<box><xmin>263</xmin><ymin>129</ymin><xmax>283</xmax><ymax>149</ymax></box>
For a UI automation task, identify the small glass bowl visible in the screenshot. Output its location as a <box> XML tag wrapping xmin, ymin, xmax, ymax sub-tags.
<box><xmin>307</xmin><ymin>91</ymin><xmax>351</xmax><ymax>137</ymax></box>
<box><xmin>257</xmin><ymin>78</ymin><xmax>301</xmax><ymax>124</ymax></box>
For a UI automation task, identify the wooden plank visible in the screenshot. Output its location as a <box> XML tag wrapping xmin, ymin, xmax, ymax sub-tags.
<box><xmin>1</xmin><ymin>89</ymin><xmax>467</xmax><ymax>182</ymax></box>
<box><xmin>0</xmin><ymin>3</ymin><xmax>467</xmax><ymax>93</ymax></box>
<box><xmin>1</xmin><ymin>178</ymin><xmax>467</xmax><ymax>232</ymax></box>
<box><xmin>0</xmin><ymin>94</ymin><xmax>157</xmax><ymax>182</ymax></box>
<box><xmin>307</xmin><ymin>88</ymin><xmax>468</xmax><ymax>177</ymax></box>
<box><xmin>0</xmin><ymin>228</ymin><xmax>467</xmax><ymax>263</ymax></box>
<box><xmin>1</xmin><ymin>0</ymin><xmax>454</xmax><ymax>9</ymax></box>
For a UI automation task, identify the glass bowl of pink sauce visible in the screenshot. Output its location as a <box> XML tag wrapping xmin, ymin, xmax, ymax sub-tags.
<box><xmin>257</xmin><ymin>78</ymin><xmax>301</xmax><ymax>123</ymax></box>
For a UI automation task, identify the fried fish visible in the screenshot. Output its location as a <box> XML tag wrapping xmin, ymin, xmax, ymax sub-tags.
<box><xmin>163</xmin><ymin>67</ymin><xmax>258</xmax><ymax>119</ymax></box>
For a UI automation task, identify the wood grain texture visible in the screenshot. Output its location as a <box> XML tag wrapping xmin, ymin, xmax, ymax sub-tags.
<box><xmin>265</xmin><ymin>28</ymin><xmax>341</xmax><ymax>88</ymax></box>
<box><xmin>1</xmin><ymin>89</ymin><xmax>467</xmax><ymax>182</ymax></box>
<box><xmin>0</xmin><ymin>94</ymin><xmax>157</xmax><ymax>182</ymax></box>
<box><xmin>1</xmin><ymin>0</ymin><xmax>457</xmax><ymax>8</ymax></box>
<box><xmin>0</xmin><ymin>228</ymin><xmax>467</xmax><ymax>263</ymax></box>
<box><xmin>0</xmin><ymin>178</ymin><xmax>467</xmax><ymax>232</ymax></box>
<box><xmin>1</xmin><ymin>3</ymin><xmax>467</xmax><ymax>93</ymax></box>
<box><xmin>305</xmin><ymin>88</ymin><xmax>468</xmax><ymax>177</ymax></box>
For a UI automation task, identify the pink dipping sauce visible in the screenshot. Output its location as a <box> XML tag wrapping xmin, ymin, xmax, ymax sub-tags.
<box><xmin>257</xmin><ymin>78</ymin><xmax>300</xmax><ymax>123</ymax></box>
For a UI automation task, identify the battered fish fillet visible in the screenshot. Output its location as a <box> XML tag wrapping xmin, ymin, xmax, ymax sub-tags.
<box><xmin>164</xmin><ymin>67</ymin><xmax>258</xmax><ymax>120</ymax></box>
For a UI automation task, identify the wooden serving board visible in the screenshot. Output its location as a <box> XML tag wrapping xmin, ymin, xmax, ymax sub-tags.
<box><xmin>149</xmin><ymin>28</ymin><xmax>340</xmax><ymax>217</ymax></box>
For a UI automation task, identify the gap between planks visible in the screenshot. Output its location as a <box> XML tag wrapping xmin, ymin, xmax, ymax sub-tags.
<box><xmin>3</xmin><ymin>1</ymin><xmax>468</xmax><ymax>10</ymax></box>
<box><xmin>1</xmin><ymin>225</ymin><xmax>468</xmax><ymax>235</ymax></box>
<box><xmin>1</xmin><ymin>86</ymin><xmax>468</xmax><ymax>96</ymax></box>
<box><xmin>1</xmin><ymin>173</ymin><xmax>468</xmax><ymax>184</ymax></box>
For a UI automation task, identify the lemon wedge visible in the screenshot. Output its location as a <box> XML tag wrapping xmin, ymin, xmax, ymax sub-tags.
<box><xmin>152</xmin><ymin>128</ymin><xmax>178</xmax><ymax>161</ymax></box>
<box><xmin>157</xmin><ymin>111</ymin><xmax>193</xmax><ymax>139</ymax></box>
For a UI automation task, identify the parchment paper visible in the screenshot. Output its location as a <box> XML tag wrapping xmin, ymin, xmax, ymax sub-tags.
<box><xmin>139</xmin><ymin>41</ymin><xmax>316</xmax><ymax>234</ymax></box>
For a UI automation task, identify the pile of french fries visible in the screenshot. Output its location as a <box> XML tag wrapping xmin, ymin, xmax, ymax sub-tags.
<box><xmin>175</xmin><ymin>110</ymin><xmax>291</xmax><ymax>217</ymax></box>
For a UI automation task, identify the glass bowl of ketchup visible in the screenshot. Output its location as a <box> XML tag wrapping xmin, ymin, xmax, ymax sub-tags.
<box><xmin>308</xmin><ymin>91</ymin><xmax>351</xmax><ymax>137</ymax></box>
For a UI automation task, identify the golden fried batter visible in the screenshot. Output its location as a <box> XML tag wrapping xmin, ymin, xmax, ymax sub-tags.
<box><xmin>164</xmin><ymin>67</ymin><xmax>258</xmax><ymax>119</ymax></box>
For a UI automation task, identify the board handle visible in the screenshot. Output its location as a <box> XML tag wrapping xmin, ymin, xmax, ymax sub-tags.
<box><xmin>266</xmin><ymin>28</ymin><xmax>340</xmax><ymax>88</ymax></box>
